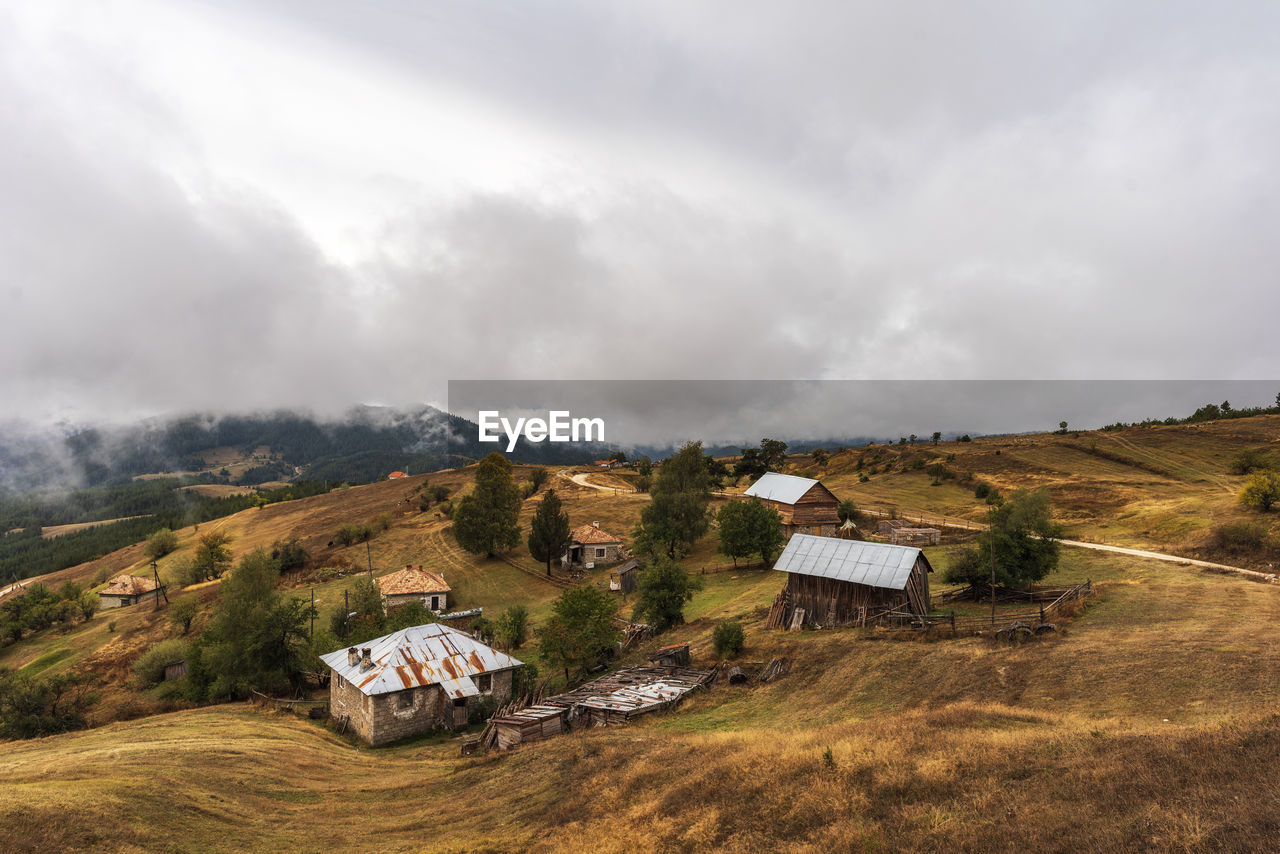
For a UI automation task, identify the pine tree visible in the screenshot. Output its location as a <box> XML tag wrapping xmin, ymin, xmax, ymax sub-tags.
<box><xmin>528</xmin><ymin>489</ymin><xmax>570</xmax><ymax>575</ymax></box>
<box><xmin>452</xmin><ymin>453</ymin><xmax>522</xmax><ymax>557</ymax></box>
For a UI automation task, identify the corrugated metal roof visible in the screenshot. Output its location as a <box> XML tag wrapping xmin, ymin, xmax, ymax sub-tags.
<box><xmin>772</xmin><ymin>534</ymin><xmax>925</xmax><ymax>591</ymax></box>
<box><xmin>319</xmin><ymin>623</ymin><xmax>521</xmax><ymax>698</ymax></box>
<box><xmin>743</xmin><ymin>473</ymin><xmax>821</xmax><ymax>505</ymax></box>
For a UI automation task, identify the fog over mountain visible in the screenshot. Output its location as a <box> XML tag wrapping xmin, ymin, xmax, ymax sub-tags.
<box><xmin>2</xmin><ymin>2</ymin><xmax>1279</xmax><ymax>426</ymax></box>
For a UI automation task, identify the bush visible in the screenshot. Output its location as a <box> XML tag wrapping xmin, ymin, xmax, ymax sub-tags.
<box><xmin>134</xmin><ymin>639</ymin><xmax>192</xmax><ymax>686</ymax></box>
<box><xmin>712</xmin><ymin>620</ymin><xmax>745</xmax><ymax>658</ymax></box>
<box><xmin>1206</xmin><ymin>521</ymin><xmax>1271</xmax><ymax>556</ymax></box>
<box><xmin>145</xmin><ymin>527</ymin><xmax>180</xmax><ymax>561</ymax></box>
<box><xmin>168</xmin><ymin>596</ymin><xmax>201</xmax><ymax>635</ymax></box>
<box><xmin>0</xmin><ymin>671</ymin><xmax>99</xmax><ymax>739</ymax></box>
<box><xmin>334</xmin><ymin>524</ymin><xmax>372</xmax><ymax>546</ymax></box>
<box><xmin>1240</xmin><ymin>471</ymin><xmax>1280</xmax><ymax>512</ymax></box>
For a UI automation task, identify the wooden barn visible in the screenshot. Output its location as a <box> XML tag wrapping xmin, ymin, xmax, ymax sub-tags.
<box><xmin>771</xmin><ymin>534</ymin><xmax>933</xmax><ymax>626</ymax></box>
<box><xmin>743</xmin><ymin>473</ymin><xmax>841</xmax><ymax>537</ymax></box>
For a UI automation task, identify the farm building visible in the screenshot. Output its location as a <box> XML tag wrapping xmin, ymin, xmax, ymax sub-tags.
<box><xmin>890</xmin><ymin>527</ymin><xmax>941</xmax><ymax>546</ymax></box>
<box><xmin>387</xmin><ymin>471</ymin><xmax>408</xmax><ymax>479</ymax></box>
<box><xmin>320</xmin><ymin>623</ymin><xmax>522</xmax><ymax>746</ymax></box>
<box><xmin>771</xmin><ymin>534</ymin><xmax>933</xmax><ymax>626</ymax></box>
<box><xmin>563</xmin><ymin>522</ymin><xmax>624</xmax><ymax>568</ymax></box>
<box><xmin>377</xmin><ymin>565</ymin><xmax>451</xmax><ymax>611</ymax></box>
<box><xmin>609</xmin><ymin>558</ymin><xmax>642</xmax><ymax>593</ymax></box>
<box><xmin>648</xmin><ymin>642</ymin><xmax>691</xmax><ymax>667</ymax></box>
<box><xmin>489</xmin><ymin>704</ymin><xmax>571</xmax><ymax>749</ymax></box>
<box><xmin>743</xmin><ymin>473</ymin><xmax>841</xmax><ymax>537</ymax></box>
<box><xmin>98</xmin><ymin>575</ymin><xmax>163</xmax><ymax>609</ymax></box>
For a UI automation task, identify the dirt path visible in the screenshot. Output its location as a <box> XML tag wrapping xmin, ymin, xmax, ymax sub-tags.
<box><xmin>864</xmin><ymin>506</ymin><xmax>1275</xmax><ymax>584</ymax></box>
<box><xmin>558</xmin><ymin>469</ymin><xmax>636</xmax><ymax>494</ymax></box>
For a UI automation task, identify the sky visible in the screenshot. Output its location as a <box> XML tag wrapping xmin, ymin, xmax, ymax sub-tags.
<box><xmin>2</xmin><ymin>1</ymin><xmax>1279</xmax><ymax>434</ymax></box>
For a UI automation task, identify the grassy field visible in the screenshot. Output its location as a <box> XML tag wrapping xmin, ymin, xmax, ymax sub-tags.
<box><xmin>4</xmin><ymin>548</ymin><xmax>1280</xmax><ymax>852</ymax></box>
<box><xmin>5</xmin><ymin>419</ymin><xmax>1280</xmax><ymax>851</ymax></box>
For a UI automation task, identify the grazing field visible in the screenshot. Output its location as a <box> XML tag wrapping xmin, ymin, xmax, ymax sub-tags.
<box><xmin>5</xmin><ymin>418</ymin><xmax>1280</xmax><ymax>851</ymax></box>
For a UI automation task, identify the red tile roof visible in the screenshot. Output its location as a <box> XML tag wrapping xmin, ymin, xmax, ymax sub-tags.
<box><xmin>377</xmin><ymin>565</ymin><xmax>450</xmax><ymax>595</ymax></box>
<box><xmin>387</xmin><ymin>471</ymin><xmax>408</xmax><ymax>479</ymax></box>
<box><xmin>571</xmin><ymin>523</ymin><xmax>621</xmax><ymax>545</ymax></box>
<box><xmin>102</xmin><ymin>575</ymin><xmax>159</xmax><ymax>596</ymax></box>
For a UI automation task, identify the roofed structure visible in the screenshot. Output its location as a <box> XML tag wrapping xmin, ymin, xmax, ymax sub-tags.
<box><xmin>743</xmin><ymin>473</ymin><xmax>841</xmax><ymax>537</ymax></box>
<box><xmin>99</xmin><ymin>575</ymin><xmax>162</xmax><ymax>609</ymax></box>
<box><xmin>564</xmin><ymin>522</ymin><xmax>625</xmax><ymax>568</ymax></box>
<box><xmin>377</xmin><ymin>565</ymin><xmax>450</xmax><ymax>611</ymax></box>
<box><xmin>771</xmin><ymin>534</ymin><xmax>933</xmax><ymax>624</ymax></box>
<box><xmin>321</xmin><ymin>623</ymin><xmax>522</xmax><ymax>745</ymax></box>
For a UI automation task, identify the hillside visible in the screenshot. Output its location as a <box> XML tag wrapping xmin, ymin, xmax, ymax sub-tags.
<box><xmin>4</xmin><ymin>416</ymin><xmax>1280</xmax><ymax>850</ymax></box>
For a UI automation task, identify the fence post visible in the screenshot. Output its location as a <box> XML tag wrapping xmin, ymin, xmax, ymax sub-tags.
<box><xmin>950</xmin><ymin>612</ymin><xmax>956</xmax><ymax>634</ymax></box>
<box><xmin>1039</xmin><ymin>604</ymin><xmax>1045</xmax><ymax>623</ymax></box>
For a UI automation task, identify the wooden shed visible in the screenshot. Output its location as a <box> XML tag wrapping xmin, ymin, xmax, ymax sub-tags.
<box><xmin>743</xmin><ymin>473</ymin><xmax>841</xmax><ymax>537</ymax></box>
<box><xmin>771</xmin><ymin>534</ymin><xmax>933</xmax><ymax>625</ymax></box>
<box><xmin>609</xmin><ymin>559</ymin><xmax>642</xmax><ymax>593</ymax></box>
<box><xmin>648</xmin><ymin>642</ymin><xmax>690</xmax><ymax>668</ymax></box>
<box><xmin>490</xmin><ymin>704</ymin><xmax>571</xmax><ymax>749</ymax></box>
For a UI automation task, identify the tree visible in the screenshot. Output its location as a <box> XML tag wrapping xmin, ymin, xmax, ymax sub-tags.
<box><xmin>1240</xmin><ymin>471</ymin><xmax>1280</xmax><ymax>512</ymax></box>
<box><xmin>717</xmin><ymin>499</ymin><xmax>784</xmax><ymax>567</ymax></box>
<box><xmin>1058</xmin><ymin>421</ymin><xmax>1069</xmax><ymax>433</ymax></box>
<box><xmin>494</xmin><ymin>604</ymin><xmax>530</xmax><ymax>650</ymax></box>
<box><xmin>837</xmin><ymin>499</ymin><xmax>858</xmax><ymax>523</ymax></box>
<box><xmin>0</xmin><ymin>670</ymin><xmax>98</xmax><ymax>739</ymax></box>
<box><xmin>632</xmin><ymin>556</ymin><xmax>704</xmax><ymax>633</ymax></box>
<box><xmin>537</xmin><ymin>586</ymin><xmax>621</xmax><ymax>681</ymax></box>
<box><xmin>145</xmin><ymin>528</ymin><xmax>179</xmax><ymax>561</ymax></box>
<box><xmin>908</xmin><ymin>434</ymin><xmax>917</xmax><ymax>444</ymax></box>
<box><xmin>452</xmin><ymin>453</ymin><xmax>522</xmax><ymax>557</ymax></box>
<box><xmin>191</xmin><ymin>531</ymin><xmax>233</xmax><ymax>581</ymax></box>
<box><xmin>169</xmin><ymin>596</ymin><xmax>200</xmax><ymax>635</ymax></box>
<box><xmin>932</xmin><ymin>432</ymin><xmax>942</xmax><ymax>445</ymax></box>
<box><xmin>187</xmin><ymin>548</ymin><xmax>316</xmax><ymax>700</ymax></box>
<box><xmin>270</xmin><ymin>537</ymin><xmax>309</xmax><ymax>573</ymax></box>
<box><xmin>529</xmin><ymin>467</ymin><xmax>549</xmax><ymax>492</ymax></box>
<box><xmin>760</xmin><ymin>439</ymin><xmax>788</xmax><ymax>471</ymax></box>
<box><xmin>943</xmin><ymin>488</ymin><xmax>1062</xmax><ymax>589</ymax></box>
<box><xmin>704</xmin><ymin>455</ymin><xmax>730</xmax><ymax>489</ymax></box>
<box><xmin>527</xmin><ymin>489</ymin><xmax>570</xmax><ymax>575</ymax></box>
<box><xmin>638</xmin><ymin>442</ymin><xmax>713</xmax><ymax>558</ymax></box>
<box><xmin>811</xmin><ymin>448</ymin><xmax>829</xmax><ymax>466</ymax></box>
<box><xmin>333</xmin><ymin>576</ymin><xmax>387</xmax><ymax>643</ymax></box>
<box><xmin>712</xmin><ymin>620</ymin><xmax>745</xmax><ymax>658</ymax></box>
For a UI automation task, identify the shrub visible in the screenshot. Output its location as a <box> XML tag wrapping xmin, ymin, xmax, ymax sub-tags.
<box><xmin>134</xmin><ymin>639</ymin><xmax>192</xmax><ymax>686</ymax></box>
<box><xmin>1240</xmin><ymin>471</ymin><xmax>1280</xmax><ymax>512</ymax></box>
<box><xmin>712</xmin><ymin>620</ymin><xmax>745</xmax><ymax>658</ymax></box>
<box><xmin>0</xmin><ymin>671</ymin><xmax>99</xmax><ymax>739</ymax></box>
<box><xmin>1206</xmin><ymin>521</ymin><xmax>1271</xmax><ymax>555</ymax></box>
<box><xmin>145</xmin><ymin>528</ymin><xmax>180</xmax><ymax>561</ymax></box>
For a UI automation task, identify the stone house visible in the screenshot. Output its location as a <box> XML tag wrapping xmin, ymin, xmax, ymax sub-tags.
<box><xmin>376</xmin><ymin>565</ymin><xmax>451</xmax><ymax>612</ymax></box>
<box><xmin>98</xmin><ymin>575</ymin><xmax>162</xmax><ymax>609</ymax></box>
<box><xmin>320</xmin><ymin>623</ymin><xmax>522</xmax><ymax>746</ymax></box>
<box><xmin>743</xmin><ymin>473</ymin><xmax>841</xmax><ymax>538</ymax></box>
<box><xmin>563</xmin><ymin>522</ymin><xmax>624</xmax><ymax>568</ymax></box>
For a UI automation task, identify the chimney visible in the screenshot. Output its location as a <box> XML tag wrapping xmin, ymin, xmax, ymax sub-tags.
<box><xmin>360</xmin><ymin>648</ymin><xmax>373</xmax><ymax>671</ymax></box>
<box><xmin>347</xmin><ymin>648</ymin><xmax>359</xmax><ymax>667</ymax></box>
<box><xmin>592</xmin><ymin>521</ymin><xmax>600</xmax><ymax>528</ymax></box>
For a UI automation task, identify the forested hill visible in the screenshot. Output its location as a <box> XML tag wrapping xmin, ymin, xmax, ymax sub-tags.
<box><xmin>0</xmin><ymin>406</ymin><xmax>618</xmax><ymax>494</ymax></box>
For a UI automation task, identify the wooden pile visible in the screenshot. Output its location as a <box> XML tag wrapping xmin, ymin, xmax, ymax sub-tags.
<box><xmin>756</xmin><ymin>657</ymin><xmax>791</xmax><ymax>683</ymax></box>
<box><xmin>764</xmin><ymin>587</ymin><xmax>790</xmax><ymax>629</ymax></box>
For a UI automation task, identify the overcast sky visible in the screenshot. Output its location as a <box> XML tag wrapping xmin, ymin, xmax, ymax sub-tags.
<box><xmin>2</xmin><ymin>1</ymin><xmax>1279</xmax><ymax>431</ymax></box>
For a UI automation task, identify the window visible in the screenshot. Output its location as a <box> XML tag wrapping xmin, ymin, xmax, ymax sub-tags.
<box><xmin>596</xmin><ymin>548</ymin><xmax>606</xmax><ymax>558</ymax></box>
<box><xmin>452</xmin><ymin>698</ymin><xmax>467</xmax><ymax>708</ymax></box>
<box><xmin>477</xmin><ymin>673</ymin><xmax>492</xmax><ymax>693</ymax></box>
<box><xmin>398</xmin><ymin>690</ymin><xmax>413</xmax><ymax>710</ymax></box>
<box><xmin>335</xmin><ymin>675</ymin><xmax>343</xmax><ymax>690</ymax></box>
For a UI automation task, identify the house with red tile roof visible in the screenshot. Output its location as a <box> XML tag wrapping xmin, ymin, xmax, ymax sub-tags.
<box><xmin>563</xmin><ymin>521</ymin><xmax>625</xmax><ymax>568</ymax></box>
<box><xmin>99</xmin><ymin>574</ymin><xmax>163</xmax><ymax>609</ymax></box>
<box><xmin>376</xmin><ymin>565</ymin><xmax>451</xmax><ymax>611</ymax></box>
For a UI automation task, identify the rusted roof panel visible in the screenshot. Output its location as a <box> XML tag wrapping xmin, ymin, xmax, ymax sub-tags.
<box><xmin>319</xmin><ymin>623</ymin><xmax>521</xmax><ymax>697</ymax></box>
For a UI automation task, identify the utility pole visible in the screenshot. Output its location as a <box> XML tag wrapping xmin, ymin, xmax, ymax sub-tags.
<box><xmin>310</xmin><ymin>588</ymin><xmax>315</xmax><ymax>641</ymax></box>
<box><xmin>990</xmin><ymin>521</ymin><xmax>997</xmax><ymax>627</ymax></box>
<box><xmin>366</xmin><ymin>540</ymin><xmax>374</xmax><ymax>580</ymax></box>
<box><xmin>343</xmin><ymin>588</ymin><xmax>350</xmax><ymax>640</ymax></box>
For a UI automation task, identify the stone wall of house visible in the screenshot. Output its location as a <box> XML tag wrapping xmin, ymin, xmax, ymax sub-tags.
<box><xmin>385</xmin><ymin>592</ymin><xmax>448</xmax><ymax>611</ymax></box>
<box><xmin>578</xmin><ymin>543</ymin><xmax>622</xmax><ymax>565</ymax></box>
<box><xmin>367</xmin><ymin>684</ymin><xmax>444</xmax><ymax>746</ymax></box>
<box><xmin>329</xmin><ymin>671</ymin><xmax>376</xmax><ymax>745</ymax></box>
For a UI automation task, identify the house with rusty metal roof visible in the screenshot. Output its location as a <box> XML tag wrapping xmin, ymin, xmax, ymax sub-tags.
<box><xmin>743</xmin><ymin>473</ymin><xmax>841</xmax><ymax>538</ymax></box>
<box><xmin>376</xmin><ymin>565</ymin><xmax>451</xmax><ymax>612</ymax></box>
<box><xmin>768</xmin><ymin>534</ymin><xmax>933</xmax><ymax>628</ymax></box>
<box><xmin>563</xmin><ymin>521</ymin><xmax>625</xmax><ymax>568</ymax></box>
<box><xmin>98</xmin><ymin>574</ymin><xmax>163</xmax><ymax>609</ymax></box>
<box><xmin>320</xmin><ymin>623</ymin><xmax>522</xmax><ymax>745</ymax></box>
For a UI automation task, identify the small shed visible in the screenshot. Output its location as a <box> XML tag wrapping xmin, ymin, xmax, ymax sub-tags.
<box><xmin>609</xmin><ymin>558</ymin><xmax>642</xmax><ymax>593</ymax></box>
<box><xmin>890</xmin><ymin>527</ymin><xmax>941</xmax><ymax>546</ymax></box>
<box><xmin>377</xmin><ymin>565</ymin><xmax>451</xmax><ymax>611</ymax></box>
<box><xmin>648</xmin><ymin>642</ymin><xmax>691</xmax><ymax>668</ymax></box>
<box><xmin>163</xmin><ymin>659</ymin><xmax>188</xmax><ymax>682</ymax></box>
<box><xmin>98</xmin><ymin>575</ymin><xmax>162</xmax><ymax>609</ymax></box>
<box><xmin>743</xmin><ymin>473</ymin><xmax>841</xmax><ymax>537</ymax></box>
<box><xmin>490</xmin><ymin>704</ymin><xmax>571</xmax><ymax>749</ymax></box>
<box><xmin>772</xmin><ymin>534</ymin><xmax>933</xmax><ymax>625</ymax></box>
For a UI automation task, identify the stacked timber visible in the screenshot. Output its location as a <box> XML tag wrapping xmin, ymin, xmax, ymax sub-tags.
<box><xmin>764</xmin><ymin>588</ymin><xmax>791</xmax><ymax>629</ymax></box>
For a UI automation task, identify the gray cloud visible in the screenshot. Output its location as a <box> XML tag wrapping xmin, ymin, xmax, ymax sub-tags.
<box><xmin>1</xmin><ymin>1</ymin><xmax>1278</xmax><ymax>432</ymax></box>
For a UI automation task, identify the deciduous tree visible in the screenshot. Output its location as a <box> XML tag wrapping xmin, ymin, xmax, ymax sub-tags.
<box><xmin>1240</xmin><ymin>471</ymin><xmax>1280</xmax><ymax>512</ymax></box>
<box><xmin>638</xmin><ymin>442</ymin><xmax>712</xmax><ymax>558</ymax></box>
<box><xmin>632</xmin><ymin>556</ymin><xmax>704</xmax><ymax>632</ymax></box>
<box><xmin>538</xmin><ymin>586</ymin><xmax>620</xmax><ymax>681</ymax></box>
<box><xmin>452</xmin><ymin>453</ymin><xmax>522</xmax><ymax>557</ymax></box>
